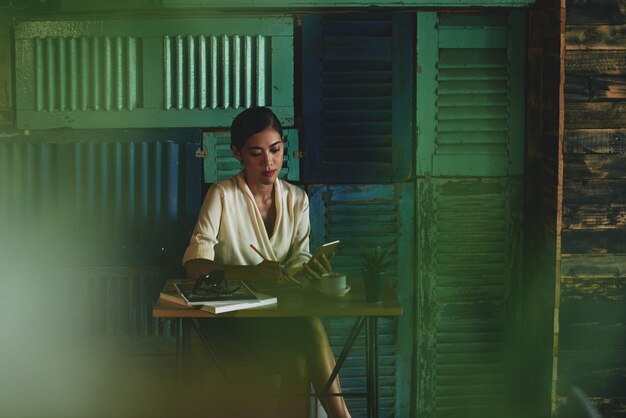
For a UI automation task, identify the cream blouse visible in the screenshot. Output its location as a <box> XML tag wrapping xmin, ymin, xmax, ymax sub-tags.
<box><xmin>182</xmin><ymin>172</ymin><xmax>312</xmax><ymax>276</ymax></box>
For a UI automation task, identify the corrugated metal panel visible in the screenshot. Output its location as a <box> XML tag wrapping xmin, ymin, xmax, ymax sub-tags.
<box><xmin>14</xmin><ymin>17</ymin><xmax>294</xmax><ymax>129</ymax></box>
<box><xmin>417</xmin><ymin>177</ymin><xmax>523</xmax><ymax>418</ymax></box>
<box><xmin>202</xmin><ymin>128</ymin><xmax>300</xmax><ymax>182</ymax></box>
<box><xmin>309</xmin><ymin>184</ymin><xmax>415</xmax><ymax>418</ymax></box>
<box><xmin>0</xmin><ymin>130</ymin><xmax>201</xmax><ymax>264</ymax></box>
<box><xmin>302</xmin><ymin>12</ymin><xmax>413</xmax><ymax>183</ymax></box>
<box><xmin>33</xmin><ymin>35</ymin><xmax>140</xmax><ymax>112</ymax></box>
<box><xmin>164</xmin><ymin>34</ymin><xmax>270</xmax><ymax>110</ymax></box>
<box><xmin>5</xmin><ymin>264</ymin><xmax>177</xmax><ymax>338</ymax></box>
<box><xmin>417</xmin><ymin>12</ymin><xmax>525</xmax><ymax>176</ymax></box>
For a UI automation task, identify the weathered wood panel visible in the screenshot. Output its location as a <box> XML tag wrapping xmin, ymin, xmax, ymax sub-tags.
<box><xmin>566</xmin><ymin>0</ymin><xmax>626</xmax><ymax>25</ymax></box>
<box><xmin>564</xmin><ymin>129</ymin><xmax>626</xmax><ymax>153</ymax></box>
<box><xmin>558</xmin><ymin>351</ymin><xmax>626</xmax><ymax>397</ymax></box>
<box><xmin>563</xmin><ymin>28</ymin><xmax>626</xmax><ymax>418</ymax></box>
<box><xmin>560</xmin><ymin>298</ymin><xmax>626</xmax><ymax>323</ymax></box>
<box><xmin>561</xmin><ymin>229</ymin><xmax>626</xmax><ymax>254</ymax></box>
<box><xmin>562</xmin><ymin>179</ymin><xmax>626</xmax><ymax>204</ymax></box>
<box><xmin>566</xmin><ymin>24</ymin><xmax>626</xmax><ymax>49</ymax></box>
<box><xmin>560</xmin><ymin>322</ymin><xmax>626</xmax><ymax>351</ymax></box>
<box><xmin>563</xmin><ymin>204</ymin><xmax>626</xmax><ymax>229</ymax></box>
<box><xmin>565</xmin><ymin>75</ymin><xmax>626</xmax><ymax>101</ymax></box>
<box><xmin>558</xmin><ymin>253</ymin><xmax>626</xmax><ymax>414</ymax></box>
<box><xmin>565</xmin><ymin>102</ymin><xmax>626</xmax><ymax>129</ymax></box>
<box><xmin>562</xmin><ymin>277</ymin><xmax>626</xmax><ymax>302</ymax></box>
<box><xmin>564</xmin><ymin>154</ymin><xmax>626</xmax><ymax>179</ymax></box>
<box><xmin>565</xmin><ymin>50</ymin><xmax>626</xmax><ymax>75</ymax></box>
<box><xmin>562</xmin><ymin>254</ymin><xmax>626</xmax><ymax>278</ymax></box>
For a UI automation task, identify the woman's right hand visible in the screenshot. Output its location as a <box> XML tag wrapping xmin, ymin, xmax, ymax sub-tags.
<box><xmin>302</xmin><ymin>253</ymin><xmax>333</xmax><ymax>280</ymax></box>
<box><xmin>253</xmin><ymin>259</ymin><xmax>282</xmax><ymax>284</ymax></box>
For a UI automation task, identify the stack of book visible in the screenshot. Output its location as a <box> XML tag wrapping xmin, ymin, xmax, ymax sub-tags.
<box><xmin>160</xmin><ymin>280</ymin><xmax>277</xmax><ymax>314</ymax></box>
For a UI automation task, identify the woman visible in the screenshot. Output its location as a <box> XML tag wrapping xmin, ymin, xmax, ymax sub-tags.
<box><xmin>183</xmin><ymin>106</ymin><xmax>352</xmax><ymax>418</ymax></box>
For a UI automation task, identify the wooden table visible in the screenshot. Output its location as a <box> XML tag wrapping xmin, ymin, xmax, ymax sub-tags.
<box><xmin>153</xmin><ymin>277</ymin><xmax>403</xmax><ymax>418</ymax></box>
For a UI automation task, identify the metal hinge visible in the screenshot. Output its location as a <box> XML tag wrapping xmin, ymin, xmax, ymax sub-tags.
<box><xmin>292</xmin><ymin>151</ymin><xmax>304</xmax><ymax>158</ymax></box>
<box><xmin>195</xmin><ymin>149</ymin><xmax>208</xmax><ymax>158</ymax></box>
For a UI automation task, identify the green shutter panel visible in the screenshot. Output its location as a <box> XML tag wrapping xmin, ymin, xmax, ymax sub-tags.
<box><xmin>309</xmin><ymin>184</ymin><xmax>415</xmax><ymax>418</ymax></box>
<box><xmin>202</xmin><ymin>129</ymin><xmax>299</xmax><ymax>183</ymax></box>
<box><xmin>417</xmin><ymin>12</ymin><xmax>525</xmax><ymax>177</ymax></box>
<box><xmin>302</xmin><ymin>12</ymin><xmax>413</xmax><ymax>183</ymax></box>
<box><xmin>15</xmin><ymin>16</ymin><xmax>293</xmax><ymax>129</ymax></box>
<box><xmin>417</xmin><ymin>177</ymin><xmax>523</xmax><ymax>418</ymax></box>
<box><xmin>415</xmin><ymin>11</ymin><xmax>525</xmax><ymax>418</ymax></box>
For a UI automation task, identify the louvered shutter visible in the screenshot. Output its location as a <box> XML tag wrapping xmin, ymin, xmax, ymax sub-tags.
<box><xmin>416</xmin><ymin>177</ymin><xmax>523</xmax><ymax>418</ymax></box>
<box><xmin>309</xmin><ymin>184</ymin><xmax>415</xmax><ymax>418</ymax></box>
<box><xmin>14</xmin><ymin>16</ymin><xmax>293</xmax><ymax>129</ymax></box>
<box><xmin>416</xmin><ymin>12</ymin><xmax>524</xmax><ymax>176</ymax></box>
<box><xmin>302</xmin><ymin>12</ymin><xmax>413</xmax><ymax>183</ymax></box>
<box><xmin>415</xmin><ymin>11</ymin><xmax>525</xmax><ymax>418</ymax></box>
<box><xmin>202</xmin><ymin>129</ymin><xmax>300</xmax><ymax>183</ymax></box>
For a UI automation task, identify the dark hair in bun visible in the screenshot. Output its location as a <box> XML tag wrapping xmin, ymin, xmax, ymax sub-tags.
<box><xmin>230</xmin><ymin>106</ymin><xmax>283</xmax><ymax>150</ymax></box>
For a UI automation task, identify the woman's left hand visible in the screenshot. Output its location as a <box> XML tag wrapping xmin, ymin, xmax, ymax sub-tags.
<box><xmin>254</xmin><ymin>259</ymin><xmax>283</xmax><ymax>284</ymax></box>
<box><xmin>302</xmin><ymin>253</ymin><xmax>332</xmax><ymax>280</ymax></box>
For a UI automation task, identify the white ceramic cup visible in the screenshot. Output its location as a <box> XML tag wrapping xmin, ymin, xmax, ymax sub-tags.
<box><xmin>320</xmin><ymin>272</ymin><xmax>347</xmax><ymax>293</ymax></box>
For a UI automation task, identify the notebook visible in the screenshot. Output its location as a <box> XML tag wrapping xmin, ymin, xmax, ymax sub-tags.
<box><xmin>200</xmin><ymin>291</ymin><xmax>277</xmax><ymax>314</ymax></box>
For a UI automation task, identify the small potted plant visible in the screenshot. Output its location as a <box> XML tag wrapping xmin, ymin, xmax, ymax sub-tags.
<box><xmin>360</xmin><ymin>245</ymin><xmax>392</xmax><ymax>303</ymax></box>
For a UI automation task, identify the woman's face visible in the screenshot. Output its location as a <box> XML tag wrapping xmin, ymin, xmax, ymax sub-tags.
<box><xmin>232</xmin><ymin>127</ymin><xmax>284</xmax><ymax>186</ymax></box>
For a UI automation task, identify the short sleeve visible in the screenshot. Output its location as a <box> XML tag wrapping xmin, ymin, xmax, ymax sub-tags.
<box><xmin>182</xmin><ymin>183</ymin><xmax>223</xmax><ymax>265</ymax></box>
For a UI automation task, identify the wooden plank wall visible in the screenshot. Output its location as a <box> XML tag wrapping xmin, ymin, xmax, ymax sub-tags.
<box><xmin>559</xmin><ymin>0</ymin><xmax>626</xmax><ymax>416</ymax></box>
<box><xmin>522</xmin><ymin>0</ymin><xmax>563</xmax><ymax>417</ymax></box>
<box><xmin>0</xmin><ymin>15</ymin><xmax>10</xmax><ymax>127</ymax></box>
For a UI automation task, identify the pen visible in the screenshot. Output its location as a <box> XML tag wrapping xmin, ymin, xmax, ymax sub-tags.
<box><xmin>249</xmin><ymin>244</ymin><xmax>302</xmax><ymax>286</ymax></box>
<box><xmin>249</xmin><ymin>244</ymin><xmax>267</xmax><ymax>260</ymax></box>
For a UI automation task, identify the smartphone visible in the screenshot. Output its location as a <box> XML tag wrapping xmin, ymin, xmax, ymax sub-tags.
<box><xmin>312</xmin><ymin>240</ymin><xmax>340</xmax><ymax>262</ymax></box>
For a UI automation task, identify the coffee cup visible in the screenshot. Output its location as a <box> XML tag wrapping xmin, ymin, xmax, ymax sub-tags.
<box><xmin>320</xmin><ymin>272</ymin><xmax>347</xmax><ymax>294</ymax></box>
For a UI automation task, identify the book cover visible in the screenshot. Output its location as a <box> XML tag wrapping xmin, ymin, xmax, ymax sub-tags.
<box><xmin>200</xmin><ymin>292</ymin><xmax>278</xmax><ymax>314</ymax></box>
<box><xmin>175</xmin><ymin>280</ymin><xmax>259</xmax><ymax>306</ymax></box>
<box><xmin>159</xmin><ymin>287</ymin><xmax>189</xmax><ymax>306</ymax></box>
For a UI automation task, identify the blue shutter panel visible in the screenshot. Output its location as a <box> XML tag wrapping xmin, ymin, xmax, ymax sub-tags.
<box><xmin>302</xmin><ymin>12</ymin><xmax>413</xmax><ymax>183</ymax></box>
<box><xmin>309</xmin><ymin>184</ymin><xmax>415</xmax><ymax>418</ymax></box>
<box><xmin>15</xmin><ymin>17</ymin><xmax>294</xmax><ymax>129</ymax></box>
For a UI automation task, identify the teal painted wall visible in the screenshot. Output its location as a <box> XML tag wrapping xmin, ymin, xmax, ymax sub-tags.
<box><xmin>0</xmin><ymin>4</ymin><xmax>529</xmax><ymax>418</ymax></box>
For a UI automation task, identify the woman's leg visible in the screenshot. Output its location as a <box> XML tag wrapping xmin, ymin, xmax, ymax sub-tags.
<box><xmin>298</xmin><ymin>317</ymin><xmax>352</xmax><ymax>418</ymax></box>
<box><xmin>239</xmin><ymin>318</ymin><xmax>312</xmax><ymax>418</ymax></box>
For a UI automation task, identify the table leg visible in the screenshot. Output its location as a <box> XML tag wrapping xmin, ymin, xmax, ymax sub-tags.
<box><xmin>177</xmin><ymin>318</ymin><xmax>191</xmax><ymax>383</ymax></box>
<box><xmin>366</xmin><ymin>316</ymin><xmax>379</xmax><ymax>418</ymax></box>
<box><xmin>190</xmin><ymin>318</ymin><xmax>230</xmax><ymax>383</ymax></box>
<box><xmin>322</xmin><ymin>315</ymin><xmax>366</xmax><ymax>394</ymax></box>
